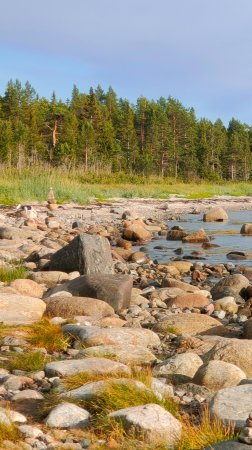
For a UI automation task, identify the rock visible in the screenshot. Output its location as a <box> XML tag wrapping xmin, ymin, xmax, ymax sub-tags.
<box><xmin>77</xmin><ymin>344</ymin><xmax>157</xmax><ymax>365</ymax></box>
<box><xmin>227</xmin><ymin>252</ymin><xmax>249</xmax><ymax>260</ymax></box>
<box><xmin>206</xmin><ymin>339</ymin><xmax>252</xmax><ymax>376</ymax></box>
<box><xmin>243</xmin><ymin>319</ymin><xmax>252</xmax><ymax>339</ymax></box>
<box><xmin>0</xmin><ymin>226</ymin><xmax>41</xmax><ymax>241</ymax></box>
<box><xmin>46</xmin><ymin>274</ymin><xmax>133</xmax><ymax>311</ymax></box>
<box><xmin>0</xmin><ymin>407</ymin><xmax>27</xmax><ymax>425</ymax></box>
<box><xmin>214</xmin><ymin>297</ymin><xmax>238</xmax><ymax>314</ymax></box>
<box><xmin>240</xmin><ymin>224</ymin><xmax>252</xmax><ymax>235</ymax></box>
<box><xmin>129</xmin><ymin>251</ymin><xmax>147</xmax><ymax>264</ymax></box>
<box><xmin>12</xmin><ymin>390</ymin><xmax>44</xmax><ymax>401</ymax></box>
<box><xmin>203</xmin><ymin>207</ymin><xmax>229</xmax><ymax>222</ymax></box>
<box><xmin>204</xmin><ymin>441</ymin><xmax>252</xmax><ymax>449</ymax></box>
<box><xmin>45</xmin><ymin>296</ymin><xmax>114</xmax><ymax>319</ymax></box>
<box><xmin>63</xmin><ymin>324</ymin><xmax>160</xmax><ymax>348</ymax></box>
<box><xmin>109</xmin><ymin>403</ymin><xmax>181</xmax><ymax>446</ymax></box>
<box><xmin>167</xmin><ymin>229</ymin><xmax>188</xmax><ymax>240</ymax></box>
<box><xmin>161</xmin><ymin>278</ymin><xmax>200</xmax><ymax>292</ymax></box>
<box><xmin>167</xmin><ymin>261</ymin><xmax>193</xmax><ymax>273</ymax></box>
<box><xmin>211</xmin><ymin>274</ymin><xmax>249</xmax><ymax>301</ymax></box>
<box><xmin>152</xmin><ymin>313</ymin><xmax>225</xmax><ymax>336</ymax></box>
<box><xmin>0</xmin><ymin>293</ymin><xmax>46</xmax><ymax>325</ymax></box>
<box><xmin>210</xmin><ymin>384</ymin><xmax>252</xmax><ymax>428</ymax></box>
<box><xmin>28</xmin><ymin>271</ymin><xmax>69</xmax><ymax>288</ymax></box>
<box><xmin>123</xmin><ymin>223</ymin><xmax>152</xmax><ymax>242</ymax></box>
<box><xmin>64</xmin><ymin>378</ymin><xmax>149</xmax><ymax>400</ymax></box>
<box><xmin>9</xmin><ymin>279</ymin><xmax>44</xmax><ymax>298</ymax></box>
<box><xmin>45</xmin><ymin>357</ymin><xmax>131</xmax><ymax>377</ymax></box>
<box><xmin>45</xmin><ymin>402</ymin><xmax>90</xmax><ymax>428</ymax></box>
<box><xmin>166</xmin><ymin>293</ymin><xmax>210</xmax><ymax>309</ymax></box>
<box><xmin>193</xmin><ymin>360</ymin><xmax>246</xmax><ymax>391</ymax></box>
<box><xmin>153</xmin><ymin>353</ymin><xmax>203</xmax><ymax>378</ymax></box>
<box><xmin>182</xmin><ymin>228</ymin><xmax>209</xmax><ymax>243</ymax></box>
<box><xmin>48</xmin><ymin>234</ymin><xmax>114</xmax><ymax>274</ymax></box>
<box><xmin>18</xmin><ymin>425</ymin><xmax>43</xmax><ymax>438</ymax></box>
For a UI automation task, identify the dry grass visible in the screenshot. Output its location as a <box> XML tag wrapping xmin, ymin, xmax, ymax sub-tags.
<box><xmin>0</xmin><ymin>422</ymin><xmax>20</xmax><ymax>445</ymax></box>
<box><xmin>9</xmin><ymin>350</ymin><xmax>47</xmax><ymax>372</ymax></box>
<box><xmin>26</xmin><ymin>318</ymin><xmax>71</xmax><ymax>352</ymax></box>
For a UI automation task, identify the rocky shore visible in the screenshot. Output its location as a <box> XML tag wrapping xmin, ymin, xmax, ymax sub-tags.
<box><xmin>0</xmin><ymin>196</ymin><xmax>252</xmax><ymax>449</ymax></box>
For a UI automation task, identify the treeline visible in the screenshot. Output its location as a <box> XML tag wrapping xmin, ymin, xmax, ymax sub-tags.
<box><xmin>0</xmin><ymin>79</ymin><xmax>252</xmax><ymax>181</ymax></box>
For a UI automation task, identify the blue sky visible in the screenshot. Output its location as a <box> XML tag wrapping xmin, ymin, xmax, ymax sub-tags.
<box><xmin>1</xmin><ymin>0</ymin><xmax>252</xmax><ymax>124</ymax></box>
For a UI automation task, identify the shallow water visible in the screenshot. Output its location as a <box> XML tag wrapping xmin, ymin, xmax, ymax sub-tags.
<box><xmin>143</xmin><ymin>210</ymin><xmax>252</xmax><ymax>267</ymax></box>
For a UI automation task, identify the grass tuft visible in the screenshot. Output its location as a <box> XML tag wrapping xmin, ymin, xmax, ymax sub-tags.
<box><xmin>26</xmin><ymin>318</ymin><xmax>70</xmax><ymax>352</ymax></box>
<box><xmin>0</xmin><ymin>264</ymin><xmax>28</xmax><ymax>283</ymax></box>
<box><xmin>0</xmin><ymin>421</ymin><xmax>21</xmax><ymax>444</ymax></box>
<box><xmin>9</xmin><ymin>350</ymin><xmax>46</xmax><ymax>372</ymax></box>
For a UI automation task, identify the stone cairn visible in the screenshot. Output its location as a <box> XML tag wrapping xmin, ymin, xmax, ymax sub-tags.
<box><xmin>239</xmin><ymin>413</ymin><xmax>252</xmax><ymax>444</ymax></box>
<box><xmin>47</xmin><ymin>187</ymin><xmax>57</xmax><ymax>210</ymax></box>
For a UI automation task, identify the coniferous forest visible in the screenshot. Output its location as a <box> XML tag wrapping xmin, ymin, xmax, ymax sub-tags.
<box><xmin>0</xmin><ymin>79</ymin><xmax>252</xmax><ymax>181</ymax></box>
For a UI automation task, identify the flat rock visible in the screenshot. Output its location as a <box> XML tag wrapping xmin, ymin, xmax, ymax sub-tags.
<box><xmin>28</xmin><ymin>271</ymin><xmax>69</xmax><ymax>288</ymax></box>
<box><xmin>205</xmin><ymin>338</ymin><xmax>252</xmax><ymax>376</ymax></box>
<box><xmin>45</xmin><ymin>296</ymin><xmax>114</xmax><ymax>319</ymax></box>
<box><xmin>46</xmin><ymin>274</ymin><xmax>133</xmax><ymax>311</ymax></box>
<box><xmin>9</xmin><ymin>279</ymin><xmax>44</xmax><ymax>298</ymax></box>
<box><xmin>48</xmin><ymin>233</ymin><xmax>114</xmax><ymax>274</ymax></box>
<box><xmin>210</xmin><ymin>384</ymin><xmax>252</xmax><ymax>428</ymax></box>
<box><xmin>193</xmin><ymin>360</ymin><xmax>246</xmax><ymax>391</ymax></box>
<box><xmin>77</xmin><ymin>344</ymin><xmax>157</xmax><ymax>365</ymax></box>
<box><xmin>153</xmin><ymin>352</ymin><xmax>203</xmax><ymax>378</ymax></box>
<box><xmin>45</xmin><ymin>402</ymin><xmax>90</xmax><ymax>428</ymax></box>
<box><xmin>152</xmin><ymin>313</ymin><xmax>226</xmax><ymax>336</ymax></box>
<box><xmin>166</xmin><ymin>292</ymin><xmax>210</xmax><ymax>309</ymax></box>
<box><xmin>109</xmin><ymin>403</ymin><xmax>181</xmax><ymax>446</ymax></box>
<box><xmin>45</xmin><ymin>357</ymin><xmax>131</xmax><ymax>377</ymax></box>
<box><xmin>62</xmin><ymin>324</ymin><xmax>160</xmax><ymax>347</ymax></box>
<box><xmin>161</xmin><ymin>278</ymin><xmax>200</xmax><ymax>292</ymax></box>
<box><xmin>0</xmin><ymin>293</ymin><xmax>46</xmax><ymax>325</ymax></box>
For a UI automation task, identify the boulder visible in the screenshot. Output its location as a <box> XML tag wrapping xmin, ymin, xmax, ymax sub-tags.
<box><xmin>48</xmin><ymin>234</ymin><xmax>114</xmax><ymax>274</ymax></box>
<box><xmin>62</xmin><ymin>324</ymin><xmax>160</xmax><ymax>348</ymax></box>
<box><xmin>203</xmin><ymin>207</ymin><xmax>228</xmax><ymax>222</ymax></box>
<box><xmin>243</xmin><ymin>319</ymin><xmax>252</xmax><ymax>339</ymax></box>
<box><xmin>193</xmin><ymin>360</ymin><xmax>246</xmax><ymax>391</ymax></box>
<box><xmin>45</xmin><ymin>296</ymin><xmax>114</xmax><ymax>319</ymax></box>
<box><xmin>77</xmin><ymin>344</ymin><xmax>157</xmax><ymax>365</ymax></box>
<box><xmin>211</xmin><ymin>274</ymin><xmax>249</xmax><ymax>301</ymax></box>
<box><xmin>46</xmin><ymin>274</ymin><xmax>133</xmax><ymax>311</ymax></box>
<box><xmin>0</xmin><ymin>293</ymin><xmax>46</xmax><ymax>325</ymax></box>
<box><xmin>182</xmin><ymin>228</ymin><xmax>209</xmax><ymax>243</ymax></box>
<box><xmin>214</xmin><ymin>297</ymin><xmax>238</xmax><ymax>314</ymax></box>
<box><xmin>153</xmin><ymin>352</ymin><xmax>203</xmax><ymax>378</ymax></box>
<box><xmin>240</xmin><ymin>224</ymin><xmax>252</xmax><ymax>235</ymax></box>
<box><xmin>206</xmin><ymin>338</ymin><xmax>252</xmax><ymax>377</ymax></box>
<box><xmin>167</xmin><ymin>229</ymin><xmax>188</xmax><ymax>240</ymax></box>
<box><xmin>204</xmin><ymin>441</ymin><xmax>252</xmax><ymax>449</ymax></box>
<box><xmin>9</xmin><ymin>279</ymin><xmax>44</xmax><ymax>298</ymax></box>
<box><xmin>45</xmin><ymin>402</ymin><xmax>90</xmax><ymax>428</ymax></box>
<box><xmin>152</xmin><ymin>313</ymin><xmax>225</xmax><ymax>336</ymax></box>
<box><xmin>45</xmin><ymin>357</ymin><xmax>131</xmax><ymax>377</ymax></box>
<box><xmin>161</xmin><ymin>278</ymin><xmax>200</xmax><ymax>292</ymax></box>
<box><xmin>227</xmin><ymin>252</ymin><xmax>249</xmax><ymax>260</ymax></box>
<box><xmin>166</xmin><ymin>261</ymin><xmax>193</xmax><ymax>274</ymax></box>
<box><xmin>210</xmin><ymin>384</ymin><xmax>252</xmax><ymax>428</ymax></box>
<box><xmin>109</xmin><ymin>404</ymin><xmax>181</xmax><ymax>446</ymax></box>
<box><xmin>28</xmin><ymin>271</ymin><xmax>69</xmax><ymax>288</ymax></box>
<box><xmin>123</xmin><ymin>223</ymin><xmax>152</xmax><ymax>242</ymax></box>
<box><xmin>166</xmin><ymin>293</ymin><xmax>210</xmax><ymax>309</ymax></box>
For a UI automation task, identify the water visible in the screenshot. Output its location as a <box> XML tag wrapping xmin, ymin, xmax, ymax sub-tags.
<box><xmin>143</xmin><ymin>210</ymin><xmax>252</xmax><ymax>267</ymax></box>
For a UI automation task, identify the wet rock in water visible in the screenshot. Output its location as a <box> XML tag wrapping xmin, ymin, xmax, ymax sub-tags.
<box><xmin>46</xmin><ymin>274</ymin><xmax>133</xmax><ymax>311</ymax></box>
<box><xmin>227</xmin><ymin>251</ymin><xmax>249</xmax><ymax>260</ymax></box>
<box><xmin>45</xmin><ymin>296</ymin><xmax>114</xmax><ymax>319</ymax></box>
<box><xmin>45</xmin><ymin>403</ymin><xmax>90</xmax><ymax>429</ymax></box>
<box><xmin>203</xmin><ymin>207</ymin><xmax>228</xmax><ymax>222</ymax></box>
<box><xmin>167</xmin><ymin>229</ymin><xmax>188</xmax><ymax>240</ymax></box>
<box><xmin>109</xmin><ymin>404</ymin><xmax>182</xmax><ymax>446</ymax></box>
<box><xmin>211</xmin><ymin>274</ymin><xmax>250</xmax><ymax>301</ymax></box>
<box><xmin>193</xmin><ymin>360</ymin><xmax>246</xmax><ymax>391</ymax></box>
<box><xmin>152</xmin><ymin>313</ymin><xmax>226</xmax><ymax>336</ymax></box>
<box><xmin>45</xmin><ymin>357</ymin><xmax>131</xmax><ymax>377</ymax></box>
<box><xmin>63</xmin><ymin>324</ymin><xmax>160</xmax><ymax>347</ymax></box>
<box><xmin>123</xmin><ymin>221</ymin><xmax>152</xmax><ymax>242</ymax></box>
<box><xmin>240</xmin><ymin>223</ymin><xmax>252</xmax><ymax>235</ymax></box>
<box><xmin>205</xmin><ymin>338</ymin><xmax>252</xmax><ymax>376</ymax></box>
<box><xmin>202</xmin><ymin>242</ymin><xmax>220</xmax><ymax>248</ymax></box>
<box><xmin>153</xmin><ymin>352</ymin><xmax>203</xmax><ymax>378</ymax></box>
<box><xmin>210</xmin><ymin>384</ymin><xmax>252</xmax><ymax>428</ymax></box>
<box><xmin>48</xmin><ymin>234</ymin><xmax>114</xmax><ymax>275</ymax></box>
<box><xmin>182</xmin><ymin>228</ymin><xmax>209</xmax><ymax>243</ymax></box>
<box><xmin>0</xmin><ymin>293</ymin><xmax>46</xmax><ymax>325</ymax></box>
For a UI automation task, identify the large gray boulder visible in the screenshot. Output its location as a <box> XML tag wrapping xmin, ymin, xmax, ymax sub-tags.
<box><xmin>193</xmin><ymin>360</ymin><xmax>246</xmax><ymax>391</ymax></box>
<box><xmin>211</xmin><ymin>274</ymin><xmax>249</xmax><ymax>301</ymax></box>
<box><xmin>48</xmin><ymin>234</ymin><xmax>114</xmax><ymax>274</ymax></box>
<box><xmin>109</xmin><ymin>403</ymin><xmax>181</xmax><ymax>446</ymax></box>
<box><xmin>46</xmin><ymin>274</ymin><xmax>133</xmax><ymax>311</ymax></box>
<box><xmin>210</xmin><ymin>384</ymin><xmax>252</xmax><ymax>428</ymax></box>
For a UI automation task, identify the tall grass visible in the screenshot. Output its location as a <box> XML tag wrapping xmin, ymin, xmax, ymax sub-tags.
<box><xmin>0</xmin><ymin>167</ymin><xmax>251</xmax><ymax>205</ymax></box>
<box><xmin>0</xmin><ymin>264</ymin><xmax>28</xmax><ymax>282</ymax></box>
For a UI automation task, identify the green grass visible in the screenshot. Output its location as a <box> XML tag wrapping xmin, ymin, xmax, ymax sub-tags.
<box><xmin>9</xmin><ymin>350</ymin><xmax>46</xmax><ymax>372</ymax></box>
<box><xmin>26</xmin><ymin>318</ymin><xmax>71</xmax><ymax>352</ymax></box>
<box><xmin>0</xmin><ymin>264</ymin><xmax>28</xmax><ymax>283</ymax></box>
<box><xmin>0</xmin><ymin>167</ymin><xmax>251</xmax><ymax>205</ymax></box>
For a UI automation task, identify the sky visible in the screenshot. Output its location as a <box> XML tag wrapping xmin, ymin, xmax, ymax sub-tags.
<box><xmin>1</xmin><ymin>0</ymin><xmax>252</xmax><ymax>124</ymax></box>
